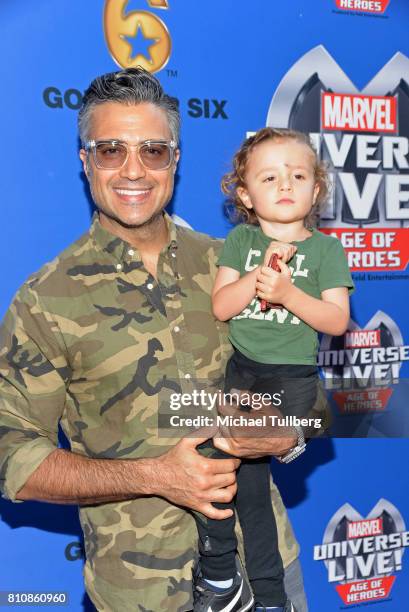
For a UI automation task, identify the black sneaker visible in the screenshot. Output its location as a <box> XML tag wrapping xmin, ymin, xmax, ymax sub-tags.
<box><xmin>253</xmin><ymin>600</ymin><xmax>297</xmax><ymax>611</ymax></box>
<box><xmin>193</xmin><ymin>558</ymin><xmax>254</xmax><ymax>612</ymax></box>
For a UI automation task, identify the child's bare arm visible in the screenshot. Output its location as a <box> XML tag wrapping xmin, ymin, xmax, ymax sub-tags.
<box><xmin>212</xmin><ymin>266</ymin><xmax>259</xmax><ymax>321</ymax></box>
<box><xmin>285</xmin><ymin>285</ymin><xmax>350</xmax><ymax>335</ymax></box>
<box><xmin>256</xmin><ymin>260</ymin><xmax>350</xmax><ymax>335</ymax></box>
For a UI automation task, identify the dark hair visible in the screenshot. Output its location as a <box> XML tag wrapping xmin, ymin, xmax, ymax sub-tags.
<box><xmin>78</xmin><ymin>67</ymin><xmax>180</xmax><ymax>145</ymax></box>
<box><xmin>222</xmin><ymin>127</ymin><xmax>330</xmax><ymax>227</ymax></box>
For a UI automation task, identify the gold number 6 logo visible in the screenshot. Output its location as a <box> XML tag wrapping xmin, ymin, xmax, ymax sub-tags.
<box><xmin>104</xmin><ymin>0</ymin><xmax>171</xmax><ymax>73</ymax></box>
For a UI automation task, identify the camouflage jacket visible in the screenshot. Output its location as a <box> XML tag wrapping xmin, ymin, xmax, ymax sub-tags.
<box><xmin>0</xmin><ymin>214</ymin><xmax>299</xmax><ymax>611</ymax></box>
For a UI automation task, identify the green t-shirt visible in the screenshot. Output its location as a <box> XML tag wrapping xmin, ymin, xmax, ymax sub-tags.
<box><xmin>218</xmin><ymin>224</ymin><xmax>354</xmax><ymax>365</ymax></box>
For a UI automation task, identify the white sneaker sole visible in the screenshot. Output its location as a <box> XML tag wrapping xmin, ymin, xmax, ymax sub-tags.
<box><xmin>238</xmin><ymin>595</ymin><xmax>254</xmax><ymax>612</ymax></box>
<box><xmin>216</xmin><ymin>594</ymin><xmax>254</xmax><ymax>612</ymax></box>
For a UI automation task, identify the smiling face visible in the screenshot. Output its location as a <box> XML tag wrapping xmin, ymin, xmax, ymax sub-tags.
<box><xmin>79</xmin><ymin>101</ymin><xmax>179</xmax><ymax>232</ymax></box>
<box><xmin>237</xmin><ymin>138</ymin><xmax>319</xmax><ymax>234</ymax></box>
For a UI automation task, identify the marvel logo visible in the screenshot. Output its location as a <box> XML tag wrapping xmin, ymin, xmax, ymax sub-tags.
<box><xmin>322</xmin><ymin>93</ymin><xmax>397</xmax><ymax>133</ymax></box>
<box><xmin>345</xmin><ymin>330</ymin><xmax>381</xmax><ymax>348</ymax></box>
<box><xmin>347</xmin><ymin>518</ymin><xmax>383</xmax><ymax>539</ymax></box>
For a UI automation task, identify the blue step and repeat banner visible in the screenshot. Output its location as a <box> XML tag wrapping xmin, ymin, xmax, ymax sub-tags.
<box><xmin>1</xmin><ymin>0</ymin><xmax>409</xmax><ymax>610</ymax></box>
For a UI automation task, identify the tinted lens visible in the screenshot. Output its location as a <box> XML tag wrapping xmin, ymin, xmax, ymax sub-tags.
<box><xmin>139</xmin><ymin>143</ymin><xmax>171</xmax><ymax>169</ymax></box>
<box><xmin>95</xmin><ymin>143</ymin><xmax>127</xmax><ymax>168</ymax></box>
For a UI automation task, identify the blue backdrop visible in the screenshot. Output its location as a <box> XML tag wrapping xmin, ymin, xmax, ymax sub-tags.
<box><xmin>1</xmin><ymin>1</ymin><xmax>408</xmax><ymax>610</ymax></box>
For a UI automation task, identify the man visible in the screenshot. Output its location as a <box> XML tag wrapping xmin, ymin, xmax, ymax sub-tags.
<box><xmin>0</xmin><ymin>68</ymin><xmax>306</xmax><ymax>611</ymax></box>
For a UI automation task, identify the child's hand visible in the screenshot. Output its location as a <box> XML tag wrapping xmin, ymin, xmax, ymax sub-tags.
<box><xmin>256</xmin><ymin>259</ymin><xmax>293</xmax><ymax>305</ymax></box>
<box><xmin>264</xmin><ymin>241</ymin><xmax>297</xmax><ymax>265</ymax></box>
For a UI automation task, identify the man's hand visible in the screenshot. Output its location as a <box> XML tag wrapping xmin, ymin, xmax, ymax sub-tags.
<box><xmin>263</xmin><ymin>241</ymin><xmax>297</xmax><ymax>266</ymax></box>
<box><xmin>154</xmin><ymin>433</ymin><xmax>240</xmax><ymax>519</ymax></box>
<box><xmin>213</xmin><ymin>393</ymin><xmax>297</xmax><ymax>459</ymax></box>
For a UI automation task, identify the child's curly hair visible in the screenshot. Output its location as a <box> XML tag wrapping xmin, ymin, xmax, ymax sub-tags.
<box><xmin>222</xmin><ymin>127</ymin><xmax>330</xmax><ymax>228</ymax></box>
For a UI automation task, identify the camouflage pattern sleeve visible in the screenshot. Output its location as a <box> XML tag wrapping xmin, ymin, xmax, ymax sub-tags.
<box><xmin>0</xmin><ymin>282</ymin><xmax>71</xmax><ymax>501</ymax></box>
